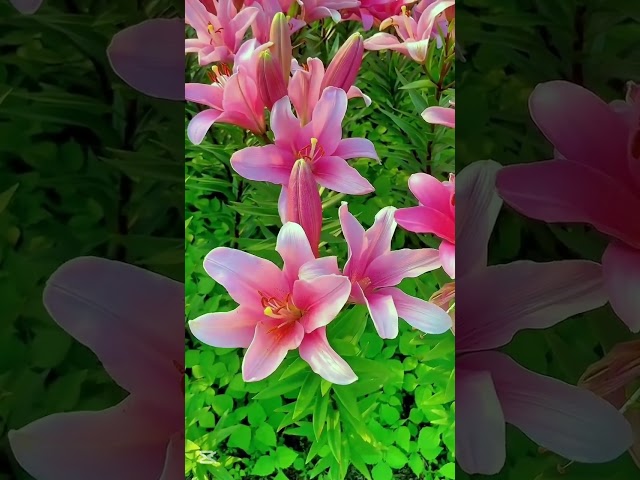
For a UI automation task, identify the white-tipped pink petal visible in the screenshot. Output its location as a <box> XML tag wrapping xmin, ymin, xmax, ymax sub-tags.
<box><xmin>363</xmin><ymin>206</ymin><xmax>397</xmax><ymax>262</ymax></box>
<box><xmin>276</xmin><ymin>222</ymin><xmax>316</xmax><ymax>286</ymax></box>
<box><xmin>8</xmin><ymin>397</ymin><xmax>173</xmax><ymax>480</ymax></box>
<box><xmin>278</xmin><ymin>185</ymin><xmax>288</xmax><ymax>224</ymax></box>
<box><xmin>108</xmin><ymin>19</ymin><xmax>184</xmax><ymax>101</ymax></box>
<box><xmin>602</xmin><ymin>242</ymin><xmax>640</xmax><ymax>333</ymax></box>
<box><xmin>339</xmin><ymin>202</ymin><xmax>366</xmax><ymax>277</ymax></box>
<box><xmin>366</xmin><ymin>248</ymin><xmax>441</xmax><ymax>287</ymax></box>
<box><xmin>364</xmin><ymin>33</ymin><xmax>404</xmax><ymax>51</ymax></box>
<box><xmin>313</xmin><ymin>156</ymin><xmax>375</xmax><ymax>195</ymax></box>
<box><xmin>294</xmin><ymin>275</ymin><xmax>351</xmax><ymax>332</ymax></box>
<box><xmin>462</xmin><ymin>352</ymin><xmax>633</xmax><ymax>464</ymax></box>
<box><xmin>346</xmin><ymin>85</ymin><xmax>372</xmax><ymax>107</ymax></box>
<box><xmin>381</xmin><ymin>287</ymin><xmax>452</xmax><ymax>334</ymax></box>
<box><xmin>298</xmin><ymin>257</ymin><xmax>342</xmax><ymax>280</ymax></box>
<box><xmin>242</xmin><ymin>321</ymin><xmax>305</xmax><ymax>382</ymax></box>
<box><xmin>230</xmin><ymin>144</ymin><xmax>294</xmax><ymax>185</ymax></box>
<box><xmin>299</xmin><ymin>327</ymin><xmax>357</xmax><ymax>385</ymax></box>
<box><xmin>333</xmin><ymin>138</ymin><xmax>379</xmax><ymax>160</ymax></box>
<box><xmin>189</xmin><ymin>307</ymin><xmax>261</xmax><ymax>348</ymax></box>
<box><xmin>41</xmin><ymin>257</ymin><xmax>183</xmax><ymax>401</ymax></box>
<box><xmin>456</xmin><ymin>368</ymin><xmax>506</xmax><ymax>475</ymax></box>
<box><xmin>458</xmin><ymin>260</ymin><xmax>607</xmax><ymax>353</ymax></box>
<box><xmin>363</xmin><ymin>292</ymin><xmax>399</xmax><ymax>339</ymax></box>
<box><xmin>421</xmin><ymin>106</ymin><xmax>455</xmax><ymax>128</ymax></box>
<box><xmin>187</xmin><ymin>109</ymin><xmax>223</xmax><ymax>145</ymax></box>
<box><xmin>203</xmin><ymin>247</ymin><xmax>287</xmax><ymax>307</ymax></box>
<box><xmin>439</xmin><ymin>241</ymin><xmax>455</xmax><ymax>279</ymax></box>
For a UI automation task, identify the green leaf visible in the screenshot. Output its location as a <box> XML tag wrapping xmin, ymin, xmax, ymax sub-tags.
<box><xmin>0</xmin><ymin>183</ymin><xmax>19</xmax><ymax>214</ymax></box>
<box><xmin>275</xmin><ymin>446</ymin><xmax>298</xmax><ymax>469</ymax></box>
<box><xmin>439</xmin><ymin>462</ymin><xmax>456</xmax><ymax>479</ymax></box>
<box><xmin>248</xmin><ymin>402</ymin><xmax>268</xmax><ymax>426</ymax></box>
<box><xmin>408</xmin><ymin>454</ymin><xmax>425</xmax><ymax>476</ymax></box>
<box><xmin>294</xmin><ymin>372</ymin><xmax>321</xmax><ymax>420</ymax></box>
<box><xmin>327</xmin><ymin>408</ymin><xmax>342</xmax><ymax>464</ymax></box>
<box><xmin>210</xmin><ymin>394</ymin><xmax>233</xmax><ymax>416</ymax></box>
<box><xmin>384</xmin><ymin>445</ymin><xmax>408</xmax><ymax>469</ymax></box>
<box><xmin>394</xmin><ymin>426</ymin><xmax>411</xmax><ymax>452</ymax></box>
<box><xmin>333</xmin><ymin>385</ymin><xmax>361</xmax><ymax>419</ymax></box>
<box><xmin>379</xmin><ymin>404</ymin><xmax>401</xmax><ymax>425</ymax></box>
<box><xmin>252</xmin><ymin>456</ymin><xmax>276</xmax><ymax>476</ymax></box>
<box><xmin>227</xmin><ymin>424</ymin><xmax>251</xmax><ymax>452</ymax></box>
<box><xmin>371</xmin><ymin>462</ymin><xmax>393</xmax><ymax>480</ymax></box>
<box><xmin>255</xmin><ymin>422</ymin><xmax>277</xmax><ymax>447</ymax></box>
<box><xmin>313</xmin><ymin>390</ymin><xmax>330</xmax><ymax>440</ymax></box>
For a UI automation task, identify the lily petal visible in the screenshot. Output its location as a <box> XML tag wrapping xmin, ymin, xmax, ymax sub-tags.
<box><xmin>462</xmin><ymin>351</ymin><xmax>633</xmax><ymax>464</ymax></box>
<box><xmin>299</xmin><ymin>257</ymin><xmax>342</xmax><ymax>280</ymax></box>
<box><xmin>457</xmin><ymin>260</ymin><xmax>607</xmax><ymax>353</ymax></box>
<box><xmin>203</xmin><ymin>247</ymin><xmax>288</xmax><ymax>308</ymax></box>
<box><xmin>439</xmin><ymin>240</ymin><xmax>455</xmax><ymax>279</ymax></box>
<box><xmin>381</xmin><ymin>287</ymin><xmax>452</xmax><ymax>334</ymax></box>
<box><xmin>313</xmin><ymin>155</ymin><xmax>375</xmax><ymax>194</ymax></box>
<box><xmin>271</xmin><ymin>96</ymin><xmax>302</xmax><ymax>145</ymax></box>
<box><xmin>187</xmin><ymin>109</ymin><xmax>223</xmax><ymax>145</ymax></box>
<box><xmin>456</xmin><ymin>368</ymin><xmax>506</xmax><ymax>475</ymax></box>
<box><xmin>230</xmin><ymin>144</ymin><xmax>294</xmax><ymax>185</ymax></box>
<box><xmin>362</xmin><ymin>206</ymin><xmax>397</xmax><ymax>263</ymax></box>
<box><xmin>333</xmin><ymin>138</ymin><xmax>379</xmax><ymax>160</ymax></box>
<box><xmin>394</xmin><ymin>205</ymin><xmax>455</xmax><ymax>242</ymax></box>
<box><xmin>243</xmin><ymin>320</ymin><xmax>305</xmax><ymax>382</ymax></box>
<box><xmin>421</xmin><ymin>106</ymin><xmax>455</xmax><ymax>128</ymax></box>
<box><xmin>276</xmin><ymin>222</ymin><xmax>316</xmax><ymax>287</ymax></box>
<box><xmin>189</xmin><ymin>307</ymin><xmax>261</xmax><ymax>348</ymax></box>
<box><xmin>294</xmin><ymin>275</ymin><xmax>352</xmax><ymax>332</ymax></box>
<box><xmin>299</xmin><ymin>327</ymin><xmax>357</xmax><ymax>385</ymax></box>
<box><xmin>366</xmin><ymin>248</ymin><xmax>441</xmax><ymax>287</ymax></box>
<box><xmin>309</xmin><ymin>87</ymin><xmax>348</xmax><ymax>153</ymax></box>
<box><xmin>602</xmin><ymin>242</ymin><xmax>640</xmax><ymax>333</ymax></box>
<box><xmin>339</xmin><ymin>202</ymin><xmax>366</xmax><ymax>278</ymax></box>
<box><xmin>363</xmin><ymin>292</ymin><xmax>399</xmax><ymax>339</ymax></box>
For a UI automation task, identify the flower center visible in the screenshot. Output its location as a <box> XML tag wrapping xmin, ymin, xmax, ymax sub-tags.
<box><xmin>207</xmin><ymin>23</ymin><xmax>223</xmax><ymax>35</ymax></box>
<box><xmin>357</xmin><ymin>277</ymin><xmax>372</xmax><ymax>292</ymax></box>
<box><xmin>297</xmin><ymin>138</ymin><xmax>324</xmax><ymax>164</ymax></box>
<box><xmin>259</xmin><ymin>292</ymin><xmax>303</xmax><ymax>326</ymax></box>
<box><xmin>207</xmin><ymin>64</ymin><xmax>231</xmax><ymax>86</ymax></box>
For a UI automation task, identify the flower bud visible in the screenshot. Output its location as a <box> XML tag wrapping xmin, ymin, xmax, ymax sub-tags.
<box><xmin>321</xmin><ymin>32</ymin><xmax>364</xmax><ymax>92</ymax></box>
<box><xmin>287</xmin><ymin>159</ymin><xmax>322</xmax><ymax>256</ymax></box>
<box><xmin>257</xmin><ymin>50</ymin><xmax>288</xmax><ymax>109</ymax></box>
<box><xmin>269</xmin><ymin>12</ymin><xmax>292</xmax><ymax>87</ymax></box>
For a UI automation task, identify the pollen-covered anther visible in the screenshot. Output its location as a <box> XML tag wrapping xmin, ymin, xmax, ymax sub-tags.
<box><xmin>297</xmin><ymin>138</ymin><xmax>324</xmax><ymax>163</ymax></box>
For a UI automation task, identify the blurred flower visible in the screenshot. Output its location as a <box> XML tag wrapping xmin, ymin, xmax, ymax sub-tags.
<box><xmin>395</xmin><ymin>172</ymin><xmax>455</xmax><ymax>278</ymax></box>
<box><xmin>297</xmin><ymin>0</ymin><xmax>360</xmax><ymax>23</ymax></box>
<box><xmin>579</xmin><ymin>340</ymin><xmax>640</xmax><ymax>468</ymax></box>
<box><xmin>289</xmin><ymin>34</ymin><xmax>370</xmax><ymax>126</ymax></box>
<box><xmin>364</xmin><ymin>0</ymin><xmax>453</xmax><ymax>63</ymax></box>
<box><xmin>338</xmin><ymin>202</ymin><xmax>451</xmax><ymax>339</ymax></box>
<box><xmin>185</xmin><ymin>0</ymin><xmax>259</xmax><ymax>65</ymax></box>
<box><xmin>422</xmin><ymin>103</ymin><xmax>455</xmax><ymax>128</ymax></box>
<box><xmin>231</xmin><ymin>87</ymin><xmax>377</xmax><ymax>194</ymax></box>
<box><xmin>455</xmin><ymin>160</ymin><xmax>632</xmax><ymax>475</ymax></box>
<box><xmin>9</xmin><ymin>258</ymin><xmax>183</xmax><ymax>480</ymax></box>
<box><xmin>186</xmin><ymin>39</ymin><xmax>268</xmax><ymax>143</ymax></box>
<box><xmin>108</xmin><ymin>19</ymin><xmax>185</xmax><ymax>101</ymax></box>
<box><xmin>189</xmin><ymin>222</ymin><xmax>356</xmax><ymax>384</ymax></box>
<box><xmin>9</xmin><ymin>0</ymin><xmax>42</xmax><ymax>14</ymax></box>
<box><xmin>496</xmin><ymin>80</ymin><xmax>640</xmax><ymax>333</ymax></box>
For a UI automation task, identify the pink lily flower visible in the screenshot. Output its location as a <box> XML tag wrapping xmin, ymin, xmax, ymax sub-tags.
<box><xmin>230</xmin><ymin>87</ymin><xmax>377</xmax><ymax>195</ymax></box>
<box><xmin>189</xmin><ymin>222</ymin><xmax>357</xmax><ymax>384</ymax></box>
<box><xmin>9</xmin><ymin>258</ymin><xmax>183</xmax><ymax>480</ymax></box>
<box><xmin>495</xmin><ymin>80</ymin><xmax>640</xmax><ymax>333</ymax></box>
<box><xmin>338</xmin><ymin>202</ymin><xmax>452</xmax><ymax>339</ymax></box>
<box><xmin>422</xmin><ymin>103</ymin><xmax>455</xmax><ymax>128</ymax></box>
<box><xmin>395</xmin><ymin>172</ymin><xmax>455</xmax><ymax>278</ymax></box>
<box><xmin>341</xmin><ymin>0</ymin><xmax>412</xmax><ymax>31</ymax></box>
<box><xmin>297</xmin><ymin>0</ymin><xmax>361</xmax><ymax>23</ymax></box>
<box><xmin>185</xmin><ymin>0</ymin><xmax>259</xmax><ymax>65</ymax></box>
<box><xmin>245</xmin><ymin>0</ymin><xmax>306</xmax><ymax>44</ymax></box>
<box><xmin>364</xmin><ymin>0</ymin><xmax>453</xmax><ymax>63</ymax></box>
<box><xmin>455</xmin><ymin>160</ymin><xmax>632</xmax><ymax>474</ymax></box>
<box><xmin>9</xmin><ymin>0</ymin><xmax>42</xmax><ymax>13</ymax></box>
<box><xmin>186</xmin><ymin>39</ymin><xmax>268</xmax><ymax>143</ymax></box>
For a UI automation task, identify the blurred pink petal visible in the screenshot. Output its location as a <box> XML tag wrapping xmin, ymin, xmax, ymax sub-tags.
<box><xmin>108</xmin><ymin>19</ymin><xmax>184</xmax><ymax>101</ymax></box>
<box><xmin>9</xmin><ymin>397</ymin><xmax>175</xmax><ymax>480</ymax></box>
<box><xmin>10</xmin><ymin>0</ymin><xmax>43</xmax><ymax>14</ymax></box>
<box><xmin>602</xmin><ymin>242</ymin><xmax>640</xmax><ymax>332</ymax></box>
<box><xmin>42</xmin><ymin>257</ymin><xmax>183</xmax><ymax>405</ymax></box>
<box><xmin>299</xmin><ymin>327</ymin><xmax>358</xmax><ymax>385</ymax></box>
<box><xmin>461</xmin><ymin>352</ymin><xmax>633</xmax><ymax>465</ymax></box>
<box><xmin>421</xmin><ymin>105</ymin><xmax>455</xmax><ymax>128</ymax></box>
<box><xmin>458</xmin><ymin>260</ymin><xmax>607</xmax><ymax>353</ymax></box>
<box><xmin>457</xmin><ymin>369</ymin><xmax>506</xmax><ymax>475</ymax></box>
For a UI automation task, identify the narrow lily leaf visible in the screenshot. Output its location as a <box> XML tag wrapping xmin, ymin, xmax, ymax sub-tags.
<box><xmin>293</xmin><ymin>373</ymin><xmax>321</xmax><ymax>420</ymax></box>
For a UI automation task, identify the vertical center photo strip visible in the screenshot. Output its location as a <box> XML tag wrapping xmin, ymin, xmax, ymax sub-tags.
<box><xmin>184</xmin><ymin>1</ymin><xmax>456</xmax><ymax>479</ymax></box>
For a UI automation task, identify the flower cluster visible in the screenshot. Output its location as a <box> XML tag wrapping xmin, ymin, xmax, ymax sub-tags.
<box><xmin>186</xmin><ymin>0</ymin><xmax>456</xmax><ymax>384</ymax></box>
